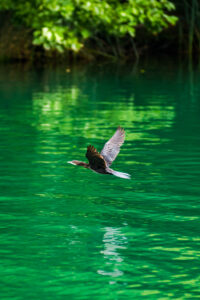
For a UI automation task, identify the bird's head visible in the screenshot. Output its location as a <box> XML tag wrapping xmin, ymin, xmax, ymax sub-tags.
<box><xmin>68</xmin><ymin>160</ymin><xmax>88</xmax><ymax>168</ymax></box>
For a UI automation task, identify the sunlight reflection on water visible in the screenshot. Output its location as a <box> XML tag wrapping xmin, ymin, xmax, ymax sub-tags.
<box><xmin>0</xmin><ymin>61</ymin><xmax>200</xmax><ymax>299</ymax></box>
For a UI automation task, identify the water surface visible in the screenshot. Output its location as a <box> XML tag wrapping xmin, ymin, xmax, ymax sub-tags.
<box><xmin>0</xmin><ymin>60</ymin><xmax>200</xmax><ymax>299</ymax></box>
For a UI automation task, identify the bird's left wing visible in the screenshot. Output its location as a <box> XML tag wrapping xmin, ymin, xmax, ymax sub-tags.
<box><xmin>100</xmin><ymin>127</ymin><xmax>125</xmax><ymax>166</ymax></box>
<box><xmin>86</xmin><ymin>145</ymin><xmax>107</xmax><ymax>169</ymax></box>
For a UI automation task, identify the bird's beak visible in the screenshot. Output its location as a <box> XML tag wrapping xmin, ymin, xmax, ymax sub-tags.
<box><xmin>67</xmin><ymin>161</ymin><xmax>76</xmax><ymax>165</ymax></box>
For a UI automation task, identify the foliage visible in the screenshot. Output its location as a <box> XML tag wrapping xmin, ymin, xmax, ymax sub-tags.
<box><xmin>0</xmin><ymin>0</ymin><xmax>177</xmax><ymax>56</ymax></box>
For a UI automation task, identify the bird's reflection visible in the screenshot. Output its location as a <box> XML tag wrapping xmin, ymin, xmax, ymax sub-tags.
<box><xmin>98</xmin><ymin>226</ymin><xmax>127</xmax><ymax>278</ymax></box>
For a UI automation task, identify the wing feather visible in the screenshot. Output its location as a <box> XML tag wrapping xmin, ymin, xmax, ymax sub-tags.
<box><xmin>100</xmin><ymin>127</ymin><xmax>125</xmax><ymax>166</ymax></box>
<box><xmin>86</xmin><ymin>145</ymin><xmax>106</xmax><ymax>169</ymax></box>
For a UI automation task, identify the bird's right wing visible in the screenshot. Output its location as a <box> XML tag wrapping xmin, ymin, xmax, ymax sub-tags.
<box><xmin>86</xmin><ymin>145</ymin><xmax>107</xmax><ymax>169</ymax></box>
<box><xmin>101</xmin><ymin>127</ymin><xmax>125</xmax><ymax>166</ymax></box>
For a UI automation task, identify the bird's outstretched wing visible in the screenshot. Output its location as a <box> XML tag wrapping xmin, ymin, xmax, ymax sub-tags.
<box><xmin>86</xmin><ymin>145</ymin><xmax>106</xmax><ymax>169</ymax></box>
<box><xmin>100</xmin><ymin>127</ymin><xmax>125</xmax><ymax>166</ymax></box>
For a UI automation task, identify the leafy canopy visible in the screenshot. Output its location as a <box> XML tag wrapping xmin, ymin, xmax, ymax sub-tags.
<box><xmin>0</xmin><ymin>0</ymin><xmax>177</xmax><ymax>53</ymax></box>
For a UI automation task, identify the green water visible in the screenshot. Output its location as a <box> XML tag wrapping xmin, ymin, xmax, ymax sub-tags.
<box><xmin>0</xmin><ymin>60</ymin><xmax>200</xmax><ymax>299</ymax></box>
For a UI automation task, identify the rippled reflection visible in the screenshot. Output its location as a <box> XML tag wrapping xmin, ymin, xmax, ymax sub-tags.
<box><xmin>0</xmin><ymin>61</ymin><xmax>200</xmax><ymax>299</ymax></box>
<box><xmin>98</xmin><ymin>227</ymin><xmax>127</xmax><ymax>278</ymax></box>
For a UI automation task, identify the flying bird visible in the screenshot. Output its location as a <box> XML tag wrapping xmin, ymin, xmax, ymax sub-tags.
<box><xmin>68</xmin><ymin>127</ymin><xmax>131</xmax><ymax>179</ymax></box>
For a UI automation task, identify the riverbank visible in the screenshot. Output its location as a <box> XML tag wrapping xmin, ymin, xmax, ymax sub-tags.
<box><xmin>0</xmin><ymin>7</ymin><xmax>199</xmax><ymax>63</ymax></box>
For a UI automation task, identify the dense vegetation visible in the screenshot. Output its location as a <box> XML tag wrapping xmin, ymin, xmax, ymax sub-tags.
<box><xmin>0</xmin><ymin>0</ymin><xmax>199</xmax><ymax>60</ymax></box>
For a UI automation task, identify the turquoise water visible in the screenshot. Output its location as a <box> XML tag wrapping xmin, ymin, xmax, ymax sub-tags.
<box><xmin>0</xmin><ymin>60</ymin><xmax>200</xmax><ymax>299</ymax></box>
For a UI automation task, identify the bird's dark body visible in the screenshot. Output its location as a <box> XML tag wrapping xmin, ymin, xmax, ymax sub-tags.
<box><xmin>68</xmin><ymin>127</ymin><xmax>131</xmax><ymax>179</ymax></box>
<box><xmin>72</xmin><ymin>161</ymin><xmax>111</xmax><ymax>174</ymax></box>
<box><xmin>91</xmin><ymin>167</ymin><xmax>111</xmax><ymax>175</ymax></box>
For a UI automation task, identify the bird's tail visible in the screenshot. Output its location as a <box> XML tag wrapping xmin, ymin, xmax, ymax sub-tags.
<box><xmin>110</xmin><ymin>169</ymin><xmax>131</xmax><ymax>179</ymax></box>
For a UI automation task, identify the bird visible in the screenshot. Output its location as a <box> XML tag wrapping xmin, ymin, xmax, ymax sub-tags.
<box><xmin>68</xmin><ymin>127</ymin><xmax>131</xmax><ymax>179</ymax></box>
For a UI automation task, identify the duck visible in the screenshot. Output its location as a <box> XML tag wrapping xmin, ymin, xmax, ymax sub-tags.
<box><xmin>68</xmin><ymin>126</ymin><xmax>131</xmax><ymax>179</ymax></box>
